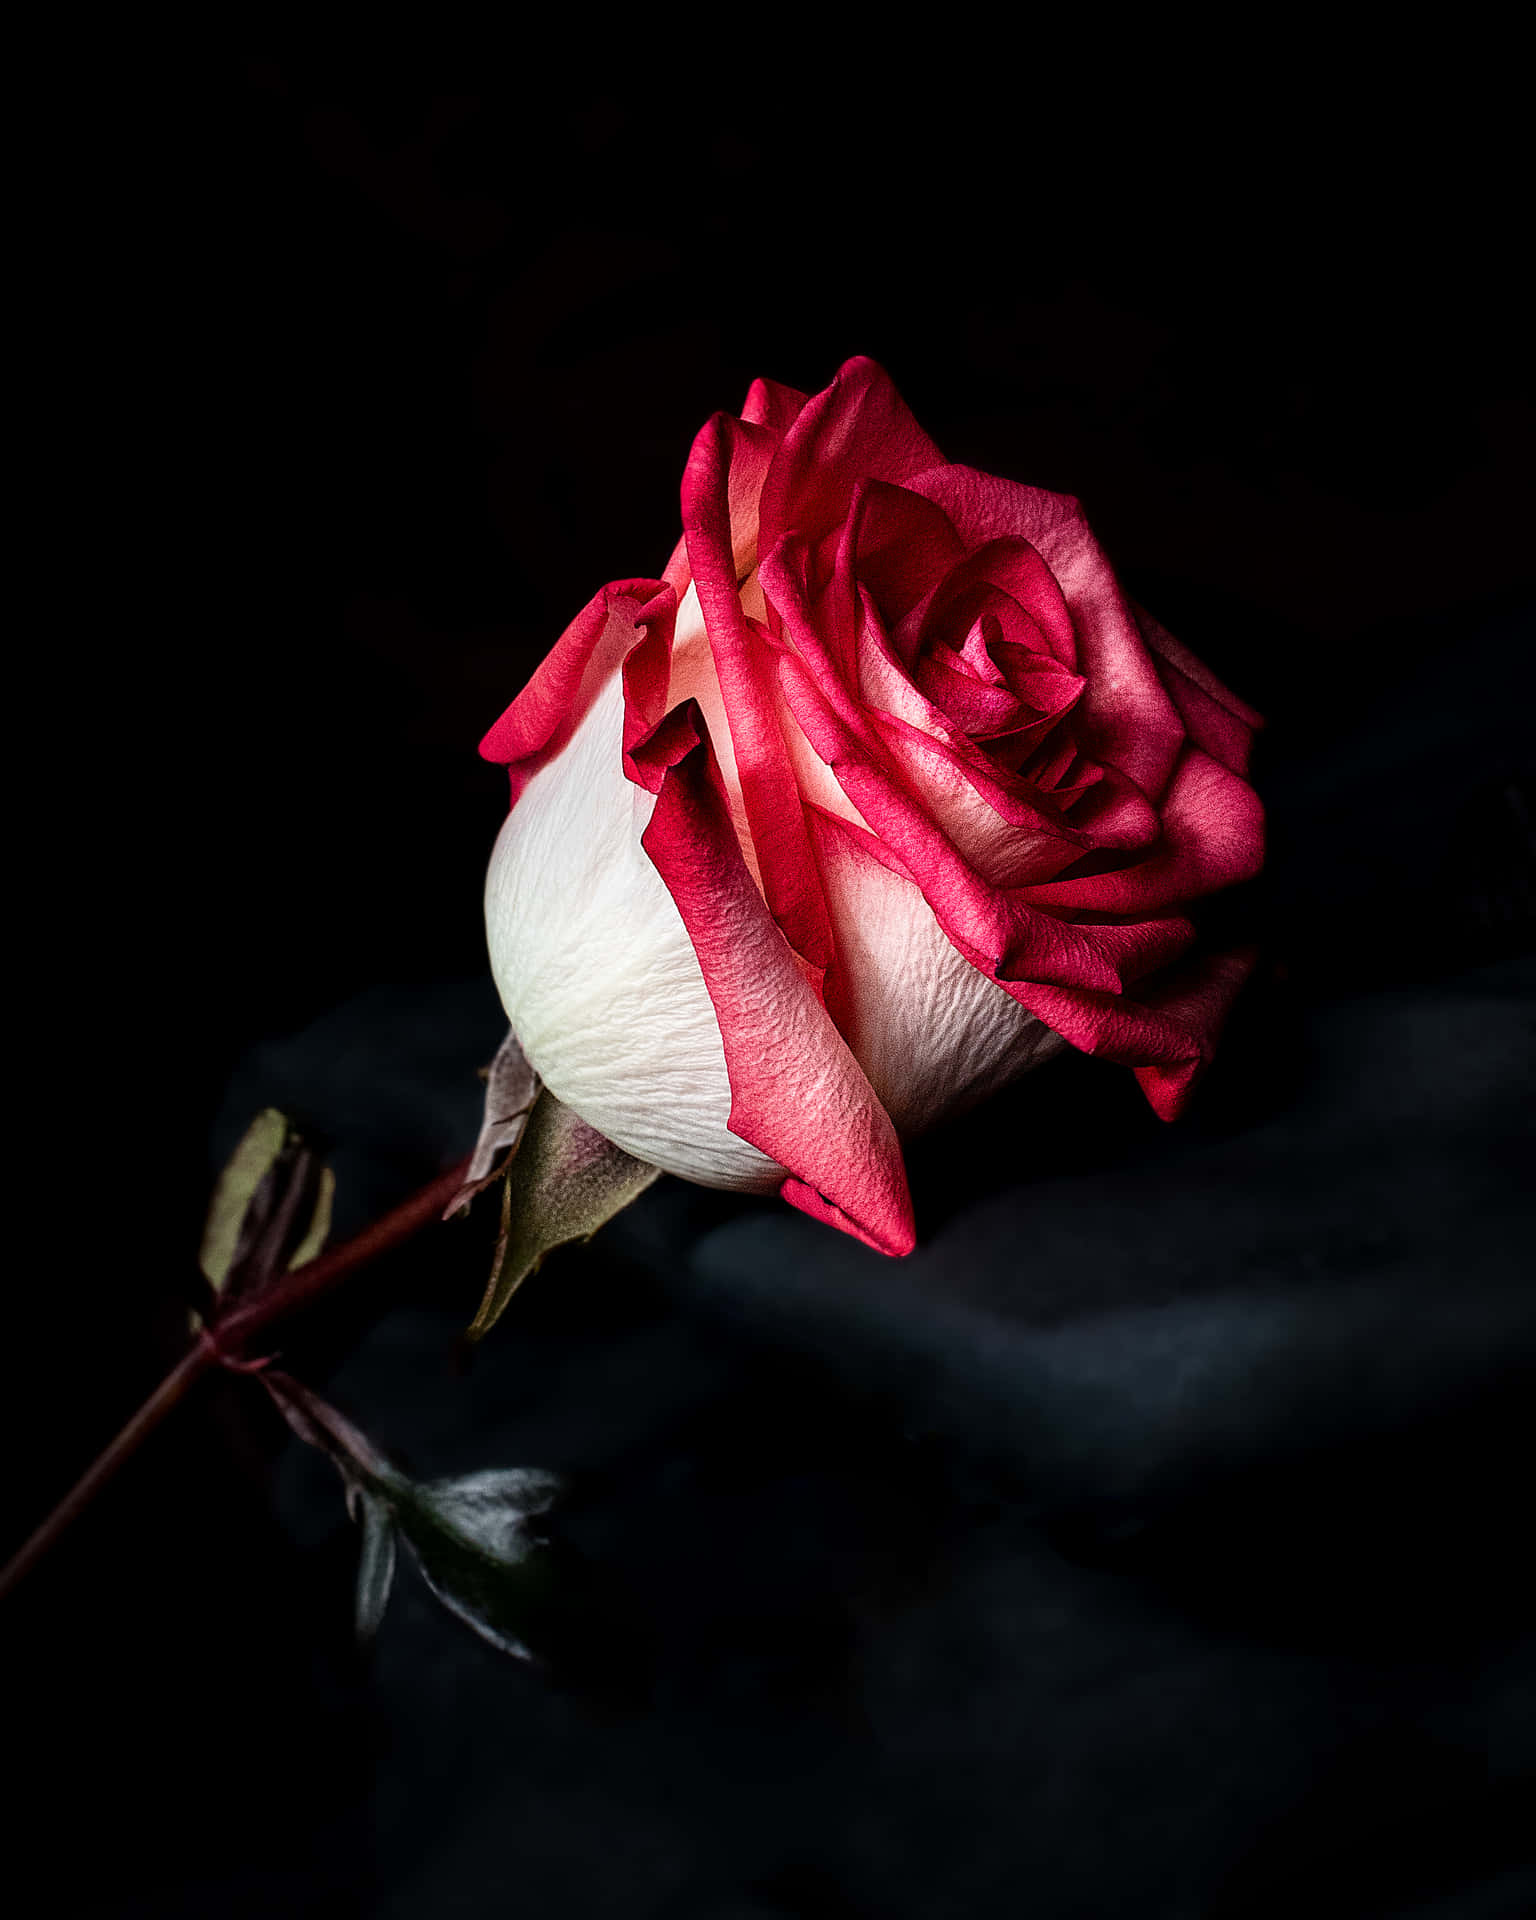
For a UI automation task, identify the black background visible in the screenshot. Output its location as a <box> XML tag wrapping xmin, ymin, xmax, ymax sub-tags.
<box><xmin>10</xmin><ymin>48</ymin><xmax>1534</xmax><ymax>1918</ymax></box>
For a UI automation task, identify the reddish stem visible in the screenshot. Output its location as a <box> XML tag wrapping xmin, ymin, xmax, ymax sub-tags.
<box><xmin>216</xmin><ymin>1157</ymin><xmax>472</xmax><ymax>1350</ymax></box>
<box><xmin>0</xmin><ymin>1155</ymin><xmax>472</xmax><ymax>1602</ymax></box>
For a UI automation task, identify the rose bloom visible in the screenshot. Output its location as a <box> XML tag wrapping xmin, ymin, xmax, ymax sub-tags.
<box><xmin>481</xmin><ymin>358</ymin><xmax>1263</xmax><ymax>1256</ymax></box>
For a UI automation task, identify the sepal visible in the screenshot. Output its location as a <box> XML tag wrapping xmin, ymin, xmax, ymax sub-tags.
<box><xmin>444</xmin><ymin>1029</ymin><xmax>541</xmax><ymax>1219</ymax></box>
<box><xmin>467</xmin><ymin>1088</ymin><xmax>659</xmax><ymax>1341</ymax></box>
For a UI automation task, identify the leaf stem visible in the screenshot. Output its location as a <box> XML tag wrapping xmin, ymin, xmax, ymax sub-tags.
<box><xmin>0</xmin><ymin>1155</ymin><xmax>472</xmax><ymax>1602</ymax></box>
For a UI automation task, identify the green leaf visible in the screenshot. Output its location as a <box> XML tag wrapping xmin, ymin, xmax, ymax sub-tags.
<box><xmin>349</xmin><ymin>1487</ymin><xmax>398</xmax><ymax>1643</ymax></box>
<box><xmin>391</xmin><ymin>1469</ymin><xmax>563</xmax><ymax>1661</ymax></box>
<box><xmin>467</xmin><ymin>1089</ymin><xmax>659</xmax><ymax>1341</ymax></box>
<box><xmin>199</xmin><ymin>1110</ymin><xmax>290</xmax><ymax>1290</ymax></box>
<box><xmin>197</xmin><ymin>1110</ymin><xmax>335</xmax><ymax>1326</ymax></box>
<box><xmin>287</xmin><ymin>1163</ymin><xmax>335</xmax><ymax>1271</ymax></box>
<box><xmin>259</xmin><ymin>1369</ymin><xmax>565</xmax><ymax>1660</ymax></box>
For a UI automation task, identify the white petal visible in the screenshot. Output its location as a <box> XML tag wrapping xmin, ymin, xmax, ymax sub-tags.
<box><xmin>484</xmin><ymin>674</ymin><xmax>783</xmax><ymax>1193</ymax></box>
<box><xmin>810</xmin><ymin>814</ymin><xmax>1066</xmax><ymax>1138</ymax></box>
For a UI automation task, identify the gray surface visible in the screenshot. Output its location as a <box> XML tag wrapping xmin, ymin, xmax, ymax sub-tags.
<box><xmin>196</xmin><ymin>949</ymin><xmax>1535</xmax><ymax>1919</ymax></box>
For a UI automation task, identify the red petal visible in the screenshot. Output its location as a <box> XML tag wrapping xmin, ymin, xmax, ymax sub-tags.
<box><xmin>910</xmin><ymin>468</ymin><xmax>1185</xmax><ymax>799</ymax></box>
<box><xmin>985</xmin><ymin>946</ymin><xmax>1257</xmax><ymax>1119</ymax></box>
<box><xmin>479</xmin><ymin>579</ymin><xmax>673</xmax><ymax>799</ymax></box>
<box><xmin>1022</xmin><ymin>747</ymin><xmax>1265</xmax><ymax>913</ymax></box>
<box><xmin>740</xmin><ymin>374</ymin><xmax>810</xmax><ymax>435</ymax></box>
<box><xmin>1130</xmin><ymin>948</ymin><xmax>1259</xmax><ymax>1117</ymax></box>
<box><xmin>1135</xmin><ymin>604</ymin><xmax>1263</xmax><ymax>777</ymax></box>
<box><xmin>681</xmin><ymin>411</ymin><xmax>836</xmax><ymax>977</ymax></box>
<box><xmin>641</xmin><ymin>708</ymin><xmax>915</xmax><ymax>1256</ymax></box>
<box><xmin>837</xmin><ymin>478</ymin><xmax>968</xmax><ymax>640</ymax></box>
<box><xmin>757</xmin><ymin>357</ymin><xmax>946</xmax><ymax>566</ymax></box>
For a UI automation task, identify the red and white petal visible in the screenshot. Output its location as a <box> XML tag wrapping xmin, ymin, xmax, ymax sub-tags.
<box><xmin>1022</xmin><ymin>746</ymin><xmax>1265</xmax><ymax>913</ymax></box>
<box><xmin>914</xmin><ymin>537</ymin><xmax>1078</xmax><ymax>669</ymax></box>
<box><xmin>808</xmin><ymin>807</ymin><xmax>1067</xmax><ymax>1138</ymax></box>
<box><xmin>485</xmin><ymin>673</ymin><xmax>781</xmax><ymax>1193</ymax></box>
<box><xmin>1135</xmin><ymin>604</ymin><xmax>1263</xmax><ymax>777</ymax></box>
<box><xmin>479</xmin><ymin>579</ymin><xmax>674</xmax><ymax>800</ymax></box>
<box><xmin>1129</xmin><ymin>948</ymin><xmax>1258</xmax><ymax>1117</ymax></box>
<box><xmin>756</xmin><ymin>357</ymin><xmax>947</xmax><ymax>568</ymax></box>
<box><xmin>775</xmin><ymin>634</ymin><xmax>1185</xmax><ymax>990</ymax></box>
<box><xmin>837</xmin><ymin>478</ymin><xmax>969</xmax><ymax>648</ymax></box>
<box><xmin>682</xmin><ymin>409</ymin><xmax>836</xmax><ymax>979</ymax></box>
<box><xmin>643</xmin><ymin>709</ymin><xmax>915</xmax><ymax>1256</ymax></box>
<box><xmin>740</xmin><ymin>373</ymin><xmax>810</xmax><ymax>436</ymax></box>
<box><xmin>908</xmin><ymin>468</ymin><xmax>1185</xmax><ymax>798</ymax></box>
<box><xmin>981</xmin><ymin>946</ymin><xmax>1258</xmax><ymax>1121</ymax></box>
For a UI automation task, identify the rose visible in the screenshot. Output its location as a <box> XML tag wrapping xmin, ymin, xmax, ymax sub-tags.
<box><xmin>481</xmin><ymin>357</ymin><xmax>1263</xmax><ymax>1256</ymax></box>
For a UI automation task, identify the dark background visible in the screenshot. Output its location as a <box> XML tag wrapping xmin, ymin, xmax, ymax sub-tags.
<box><xmin>11</xmin><ymin>50</ymin><xmax>1534</xmax><ymax>1918</ymax></box>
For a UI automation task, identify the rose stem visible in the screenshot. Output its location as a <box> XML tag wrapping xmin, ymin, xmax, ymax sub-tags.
<box><xmin>0</xmin><ymin>1154</ymin><xmax>472</xmax><ymax>1603</ymax></box>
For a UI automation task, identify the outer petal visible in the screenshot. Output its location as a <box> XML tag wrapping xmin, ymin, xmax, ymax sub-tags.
<box><xmin>807</xmin><ymin>806</ymin><xmax>1067</xmax><ymax>1137</ymax></box>
<box><xmin>484</xmin><ymin>673</ymin><xmax>781</xmax><ymax>1193</ymax></box>
<box><xmin>982</xmin><ymin>947</ymin><xmax>1259</xmax><ymax>1120</ymax></box>
<box><xmin>642</xmin><ymin>704</ymin><xmax>915</xmax><ymax>1256</ymax></box>
<box><xmin>1135</xmin><ymin>604</ymin><xmax>1263</xmax><ymax>777</ymax></box>
<box><xmin>479</xmin><ymin>578</ymin><xmax>673</xmax><ymax>800</ymax></box>
<box><xmin>1130</xmin><ymin>948</ymin><xmax>1259</xmax><ymax>1117</ymax></box>
<box><xmin>1021</xmin><ymin>746</ymin><xmax>1265</xmax><ymax>913</ymax></box>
